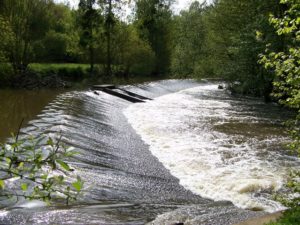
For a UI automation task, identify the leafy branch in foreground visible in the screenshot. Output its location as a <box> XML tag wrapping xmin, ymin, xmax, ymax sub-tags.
<box><xmin>0</xmin><ymin>135</ymin><xmax>83</xmax><ymax>206</ymax></box>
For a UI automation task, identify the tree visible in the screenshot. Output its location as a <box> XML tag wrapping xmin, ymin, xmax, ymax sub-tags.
<box><xmin>135</xmin><ymin>0</ymin><xmax>174</xmax><ymax>75</ymax></box>
<box><xmin>0</xmin><ymin>16</ymin><xmax>13</xmax><ymax>63</ymax></box>
<box><xmin>114</xmin><ymin>23</ymin><xmax>155</xmax><ymax>77</ymax></box>
<box><xmin>78</xmin><ymin>0</ymin><xmax>101</xmax><ymax>73</ymax></box>
<box><xmin>32</xmin><ymin>3</ymin><xmax>81</xmax><ymax>63</ymax></box>
<box><xmin>171</xmin><ymin>1</ymin><xmax>207</xmax><ymax>78</ymax></box>
<box><xmin>0</xmin><ymin>0</ymin><xmax>53</xmax><ymax>74</ymax></box>
<box><xmin>260</xmin><ymin>0</ymin><xmax>300</xmax><ymax>154</ymax></box>
<box><xmin>259</xmin><ymin>0</ymin><xmax>299</xmax><ymax>211</ymax></box>
<box><xmin>98</xmin><ymin>0</ymin><xmax>127</xmax><ymax>77</ymax></box>
<box><xmin>191</xmin><ymin>0</ymin><xmax>282</xmax><ymax>98</ymax></box>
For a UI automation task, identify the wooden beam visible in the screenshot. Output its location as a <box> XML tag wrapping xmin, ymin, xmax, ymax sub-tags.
<box><xmin>100</xmin><ymin>88</ymin><xmax>145</xmax><ymax>103</ymax></box>
<box><xmin>92</xmin><ymin>84</ymin><xmax>116</xmax><ymax>90</ymax></box>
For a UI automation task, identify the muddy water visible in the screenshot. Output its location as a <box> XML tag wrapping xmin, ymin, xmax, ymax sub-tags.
<box><xmin>0</xmin><ymin>80</ymin><xmax>298</xmax><ymax>225</ymax></box>
<box><xmin>0</xmin><ymin>89</ymin><xmax>63</xmax><ymax>142</ymax></box>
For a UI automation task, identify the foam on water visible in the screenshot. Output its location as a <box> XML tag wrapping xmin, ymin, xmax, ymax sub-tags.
<box><xmin>124</xmin><ymin>84</ymin><xmax>299</xmax><ymax>212</ymax></box>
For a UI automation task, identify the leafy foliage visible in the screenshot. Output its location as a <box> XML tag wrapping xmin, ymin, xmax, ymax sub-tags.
<box><xmin>171</xmin><ymin>1</ymin><xmax>207</xmax><ymax>78</ymax></box>
<box><xmin>259</xmin><ymin>0</ymin><xmax>300</xmax><ymax>153</ymax></box>
<box><xmin>113</xmin><ymin>23</ymin><xmax>155</xmax><ymax>76</ymax></box>
<box><xmin>136</xmin><ymin>0</ymin><xmax>174</xmax><ymax>75</ymax></box>
<box><xmin>266</xmin><ymin>207</ymin><xmax>300</xmax><ymax>225</ymax></box>
<box><xmin>0</xmin><ymin>0</ymin><xmax>54</xmax><ymax>73</ymax></box>
<box><xmin>259</xmin><ymin>0</ymin><xmax>300</xmax><ymax>212</ymax></box>
<box><xmin>77</xmin><ymin>0</ymin><xmax>102</xmax><ymax>73</ymax></box>
<box><xmin>0</xmin><ymin>17</ymin><xmax>13</xmax><ymax>63</ymax></box>
<box><xmin>170</xmin><ymin>0</ymin><xmax>283</xmax><ymax>99</ymax></box>
<box><xmin>0</xmin><ymin>135</ymin><xmax>83</xmax><ymax>206</ymax></box>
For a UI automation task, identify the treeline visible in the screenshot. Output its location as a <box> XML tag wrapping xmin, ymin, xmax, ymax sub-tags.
<box><xmin>0</xmin><ymin>0</ymin><xmax>298</xmax><ymax>102</ymax></box>
<box><xmin>0</xmin><ymin>0</ymin><xmax>174</xmax><ymax>86</ymax></box>
<box><xmin>171</xmin><ymin>0</ymin><xmax>289</xmax><ymax>100</ymax></box>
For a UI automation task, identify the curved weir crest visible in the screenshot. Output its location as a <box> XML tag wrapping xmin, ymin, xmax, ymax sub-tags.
<box><xmin>124</xmin><ymin>83</ymin><xmax>300</xmax><ymax>213</ymax></box>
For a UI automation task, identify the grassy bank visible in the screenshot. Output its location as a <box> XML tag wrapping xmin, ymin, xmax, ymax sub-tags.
<box><xmin>266</xmin><ymin>208</ymin><xmax>300</xmax><ymax>225</ymax></box>
<box><xmin>29</xmin><ymin>63</ymin><xmax>166</xmax><ymax>85</ymax></box>
<box><xmin>0</xmin><ymin>63</ymin><xmax>166</xmax><ymax>89</ymax></box>
<box><xmin>29</xmin><ymin>63</ymin><xmax>91</xmax><ymax>82</ymax></box>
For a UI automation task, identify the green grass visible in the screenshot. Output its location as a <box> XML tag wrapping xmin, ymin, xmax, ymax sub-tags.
<box><xmin>265</xmin><ymin>208</ymin><xmax>300</xmax><ymax>225</ymax></box>
<box><xmin>29</xmin><ymin>63</ymin><xmax>91</xmax><ymax>81</ymax></box>
<box><xmin>1</xmin><ymin>62</ymin><xmax>163</xmax><ymax>87</ymax></box>
<box><xmin>29</xmin><ymin>63</ymin><xmax>90</xmax><ymax>72</ymax></box>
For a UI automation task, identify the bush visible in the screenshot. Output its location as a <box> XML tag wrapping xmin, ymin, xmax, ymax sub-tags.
<box><xmin>0</xmin><ymin>63</ymin><xmax>13</xmax><ymax>87</ymax></box>
<box><xmin>29</xmin><ymin>63</ymin><xmax>90</xmax><ymax>81</ymax></box>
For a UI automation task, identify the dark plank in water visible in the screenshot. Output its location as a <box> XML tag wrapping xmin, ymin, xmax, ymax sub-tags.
<box><xmin>101</xmin><ymin>88</ymin><xmax>145</xmax><ymax>103</ymax></box>
<box><xmin>117</xmin><ymin>88</ymin><xmax>153</xmax><ymax>101</ymax></box>
<box><xmin>93</xmin><ymin>84</ymin><xmax>116</xmax><ymax>90</ymax></box>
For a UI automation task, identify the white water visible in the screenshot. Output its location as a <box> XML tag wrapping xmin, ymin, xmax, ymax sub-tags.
<box><xmin>124</xmin><ymin>84</ymin><xmax>299</xmax><ymax>212</ymax></box>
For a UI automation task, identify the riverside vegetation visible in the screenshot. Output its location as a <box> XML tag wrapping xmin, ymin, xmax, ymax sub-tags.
<box><xmin>0</xmin><ymin>0</ymin><xmax>299</xmax><ymax>223</ymax></box>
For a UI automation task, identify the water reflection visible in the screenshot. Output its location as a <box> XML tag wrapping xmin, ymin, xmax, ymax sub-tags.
<box><xmin>0</xmin><ymin>89</ymin><xmax>62</xmax><ymax>142</ymax></box>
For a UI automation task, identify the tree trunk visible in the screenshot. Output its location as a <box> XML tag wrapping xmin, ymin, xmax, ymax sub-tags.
<box><xmin>106</xmin><ymin>0</ymin><xmax>112</xmax><ymax>77</ymax></box>
<box><xmin>90</xmin><ymin>46</ymin><xmax>94</xmax><ymax>74</ymax></box>
<box><xmin>89</xmin><ymin>25</ymin><xmax>94</xmax><ymax>74</ymax></box>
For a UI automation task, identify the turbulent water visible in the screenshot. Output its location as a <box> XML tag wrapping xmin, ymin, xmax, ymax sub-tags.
<box><xmin>0</xmin><ymin>80</ymin><xmax>298</xmax><ymax>224</ymax></box>
<box><xmin>124</xmin><ymin>83</ymin><xmax>299</xmax><ymax>213</ymax></box>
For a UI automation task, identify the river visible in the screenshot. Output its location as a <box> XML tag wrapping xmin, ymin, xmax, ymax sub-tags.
<box><xmin>0</xmin><ymin>89</ymin><xmax>63</xmax><ymax>142</ymax></box>
<box><xmin>0</xmin><ymin>80</ymin><xmax>298</xmax><ymax>225</ymax></box>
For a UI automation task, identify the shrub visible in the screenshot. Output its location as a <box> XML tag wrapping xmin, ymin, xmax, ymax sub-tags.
<box><xmin>0</xmin><ymin>64</ymin><xmax>13</xmax><ymax>87</ymax></box>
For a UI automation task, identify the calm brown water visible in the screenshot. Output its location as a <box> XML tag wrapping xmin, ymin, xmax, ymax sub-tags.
<box><xmin>0</xmin><ymin>89</ymin><xmax>63</xmax><ymax>142</ymax></box>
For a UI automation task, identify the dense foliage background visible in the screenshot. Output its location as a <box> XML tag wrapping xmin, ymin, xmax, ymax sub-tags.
<box><xmin>0</xmin><ymin>0</ymin><xmax>295</xmax><ymax>99</ymax></box>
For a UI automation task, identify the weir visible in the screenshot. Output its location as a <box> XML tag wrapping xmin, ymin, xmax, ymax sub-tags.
<box><xmin>0</xmin><ymin>80</ymin><xmax>296</xmax><ymax>225</ymax></box>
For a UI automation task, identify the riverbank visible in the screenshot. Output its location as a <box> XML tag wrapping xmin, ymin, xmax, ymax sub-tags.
<box><xmin>0</xmin><ymin>63</ymin><xmax>167</xmax><ymax>90</ymax></box>
<box><xmin>0</xmin><ymin>63</ymin><xmax>84</xmax><ymax>89</ymax></box>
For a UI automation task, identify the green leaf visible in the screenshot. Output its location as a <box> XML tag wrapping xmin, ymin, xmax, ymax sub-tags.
<box><xmin>18</xmin><ymin>162</ymin><xmax>24</xmax><ymax>169</ymax></box>
<box><xmin>56</xmin><ymin>160</ymin><xmax>71</xmax><ymax>171</ymax></box>
<box><xmin>41</xmin><ymin>174</ymin><xmax>48</xmax><ymax>179</ymax></box>
<box><xmin>5</xmin><ymin>157</ymin><xmax>11</xmax><ymax>164</ymax></box>
<box><xmin>21</xmin><ymin>183</ymin><xmax>28</xmax><ymax>191</ymax></box>
<box><xmin>65</xmin><ymin>151</ymin><xmax>79</xmax><ymax>157</ymax></box>
<box><xmin>72</xmin><ymin>180</ymin><xmax>83</xmax><ymax>192</ymax></box>
<box><xmin>47</xmin><ymin>137</ymin><xmax>54</xmax><ymax>146</ymax></box>
<box><xmin>0</xmin><ymin>180</ymin><xmax>5</xmax><ymax>189</ymax></box>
